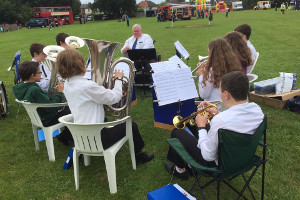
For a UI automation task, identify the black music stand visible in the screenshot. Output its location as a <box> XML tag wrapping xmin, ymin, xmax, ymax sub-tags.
<box><xmin>128</xmin><ymin>48</ymin><xmax>157</xmax><ymax>100</ymax></box>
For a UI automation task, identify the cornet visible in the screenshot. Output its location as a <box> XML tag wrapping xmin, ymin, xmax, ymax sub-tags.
<box><xmin>191</xmin><ymin>55</ymin><xmax>208</xmax><ymax>82</ymax></box>
<box><xmin>173</xmin><ymin>102</ymin><xmax>220</xmax><ymax>129</ymax></box>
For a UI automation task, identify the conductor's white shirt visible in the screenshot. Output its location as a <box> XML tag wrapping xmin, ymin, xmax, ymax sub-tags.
<box><xmin>198</xmin><ymin>74</ymin><xmax>221</xmax><ymax>102</ymax></box>
<box><xmin>64</xmin><ymin>75</ymin><xmax>122</xmax><ymax>124</ymax></box>
<box><xmin>247</xmin><ymin>40</ymin><xmax>257</xmax><ymax>73</ymax></box>
<box><xmin>197</xmin><ymin>102</ymin><xmax>264</xmax><ymax>165</ymax></box>
<box><xmin>32</xmin><ymin>58</ymin><xmax>51</xmax><ymax>93</ymax></box>
<box><xmin>121</xmin><ymin>34</ymin><xmax>154</xmax><ymax>55</ymax></box>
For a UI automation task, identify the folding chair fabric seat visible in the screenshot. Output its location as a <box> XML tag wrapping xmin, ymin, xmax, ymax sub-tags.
<box><xmin>167</xmin><ymin>116</ymin><xmax>267</xmax><ymax>199</ymax></box>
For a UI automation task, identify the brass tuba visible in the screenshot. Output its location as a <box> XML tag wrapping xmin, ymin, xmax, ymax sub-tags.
<box><xmin>42</xmin><ymin>45</ymin><xmax>65</xmax><ymax>99</ymax></box>
<box><xmin>65</xmin><ymin>36</ymin><xmax>135</xmax><ymax>118</ymax></box>
<box><xmin>173</xmin><ymin>102</ymin><xmax>220</xmax><ymax>129</ymax></box>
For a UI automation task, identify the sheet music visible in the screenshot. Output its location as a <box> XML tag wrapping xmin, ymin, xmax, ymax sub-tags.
<box><xmin>168</xmin><ymin>55</ymin><xmax>190</xmax><ymax>69</ymax></box>
<box><xmin>150</xmin><ymin>61</ymin><xmax>178</xmax><ymax>73</ymax></box>
<box><xmin>174</xmin><ymin>40</ymin><xmax>190</xmax><ymax>60</ymax></box>
<box><xmin>173</xmin><ymin>68</ymin><xmax>198</xmax><ymax>101</ymax></box>
<box><xmin>152</xmin><ymin>67</ymin><xmax>198</xmax><ymax>106</ymax></box>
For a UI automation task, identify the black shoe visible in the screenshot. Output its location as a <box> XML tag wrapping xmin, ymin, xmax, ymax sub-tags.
<box><xmin>136</xmin><ymin>152</ymin><xmax>154</xmax><ymax>164</ymax></box>
<box><xmin>57</xmin><ymin>134</ymin><xmax>71</xmax><ymax>146</ymax></box>
<box><xmin>165</xmin><ymin>162</ymin><xmax>189</xmax><ymax>180</ymax></box>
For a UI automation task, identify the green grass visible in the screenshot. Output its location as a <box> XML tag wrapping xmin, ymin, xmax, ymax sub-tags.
<box><xmin>1</xmin><ymin>9</ymin><xmax>300</xmax><ymax>199</ymax></box>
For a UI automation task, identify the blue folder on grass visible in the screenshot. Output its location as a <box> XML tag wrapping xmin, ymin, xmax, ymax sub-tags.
<box><xmin>147</xmin><ymin>184</ymin><xmax>189</xmax><ymax>200</ymax></box>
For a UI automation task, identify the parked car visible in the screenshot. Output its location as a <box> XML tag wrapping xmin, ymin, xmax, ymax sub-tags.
<box><xmin>25</xmin><ymin>18</ymin><xmax>47</xmax><ymax>29</ymax></box>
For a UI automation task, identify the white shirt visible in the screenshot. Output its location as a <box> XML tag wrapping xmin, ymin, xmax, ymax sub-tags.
<box><xmin>64</xmin><ymin>75</ymin><xmax>122</xmax><ymax>124</ymax></box>
<box><xmin>121</xmin><ymin>34</ymin><xmax>154</xmax><ymax>55</ymax></box>
<box><xmin>32</xmin><ymin>58</ymin><xmax>51</xmax><ymax>92</ymax></box>
<box><xmin>198</xmin><ymin>74</ymin><xmax>221</xmax><ymax>102</ymax></box>
<box><xmin>247</xmin><ymin>40</ymin><xmax>257</xmax><ymax>73</ymax></box>
<box><xmin>197</xmin><ymin>102</ymin><xmax>264</xmax><ymax>165</ymax></box>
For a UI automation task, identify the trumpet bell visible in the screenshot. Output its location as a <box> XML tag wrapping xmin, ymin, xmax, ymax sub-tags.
<box><xmin>43</xmin><ymin>45</ymin><xmax>65</xmax><ymax>62</ymax></box>
<box><xmin>173</xmin><ymin>115</ymin><xmax>185</xmax><ymax>129</ymax></box>
<box><xmin>65</xmin><ymin>36</ymin><xmax>85</xmax><ymax>48</ymax></box>
<box><xmin>198</xmin><ymin>55</ymin><xmax>208</xmax><ymax>61</ymax></box>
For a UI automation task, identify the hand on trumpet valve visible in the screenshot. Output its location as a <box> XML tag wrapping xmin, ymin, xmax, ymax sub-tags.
<box><xmin>195</xmin><ymin>111</ymin><xmax>209</xmax><ymax>127</ymax></box>
<box><xmin>196</xmin><ymin>62</ymin><xmax>204</xmax><ymax>76</ymax></box>
<box><xmin>114</xmin><ymin>69</ymin><xmax>124</xmax><ymax>80</ymax></box>
<box><xmin>197</xmin><ymin>101</ymin><xmax>218</xmax><ymax>115</ymax></box>
<box><xmin>57</xmin><ymin>82</ymin><xmax>64</xmax><ymax>93</ymax></box>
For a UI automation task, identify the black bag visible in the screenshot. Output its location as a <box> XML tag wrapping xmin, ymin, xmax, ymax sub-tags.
<box><xmin>284</xmin><ymin>96</ymin><xmax>300</xmax><ymax>113</ymax></box>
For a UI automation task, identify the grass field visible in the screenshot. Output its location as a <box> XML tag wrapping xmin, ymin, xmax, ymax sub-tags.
<box><xmin>1</xmin><ymin>9</ymin><xmax>300</xmax><ymax>199</ymax></box>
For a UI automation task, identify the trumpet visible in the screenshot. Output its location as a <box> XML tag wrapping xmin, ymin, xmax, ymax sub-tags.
<box><xmin>173</xmin><ymin>102</ymin><xmax>220</xmax><ymax>129</ymax></box>
<box><xmin>191</xmin><ymin>55</ymin><xmax>208</xmax><ymax>82</ymax></box>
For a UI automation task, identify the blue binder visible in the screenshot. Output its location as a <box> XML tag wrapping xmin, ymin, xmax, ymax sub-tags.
<box><xmin>147</xmin><ymin>184</ymin><xmax>189</xmax><ymax>200</ymax></box>
<box><xmin>151</xmin><ymin>84</ymin><xmax>195</xmax><ymax>130</ymax></box>
<box><xmin>63</xmin><ymin>147</ymin><xmax>74</xmax><ymax>170</ymax></box>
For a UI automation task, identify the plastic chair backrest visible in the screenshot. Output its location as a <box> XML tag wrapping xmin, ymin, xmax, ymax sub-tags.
<box><xmin>247</xmin><ymin>52</ymin><xmax>259</xmax><ymax>74</ymax></box>
<box><xmin>218</xmin><ymin>116</ymin><xmax>266</xmax><ymax>176</ymax></box>
<box><xmin>59</xmin><ymin>114</ymin><xmax>131</xmax><ymax>154</ymax></box>
<box><xmin>16</xmin><ymin>100</ymin><xmax>44</xmax><ymax>128</ymax></box>
<box><xmin>247</xmin><ymin>74</ymin><xmax>258</xmax><ymax>84</ymax></box>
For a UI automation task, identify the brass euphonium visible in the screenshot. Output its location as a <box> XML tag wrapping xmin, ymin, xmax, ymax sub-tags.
<box><xmin>42</xmin><ymin>45</ymin><xmax>65</xmax><ymax>99</ymax></box>
<box><xmin>65</xmin><ymin>36</ymin><xmax>135</xmax><ymax>118</ymax></box>
<box><xmin>173</xmin><ymin>102</ymin><xmax>220</xmax><ymax>129</ymax></box>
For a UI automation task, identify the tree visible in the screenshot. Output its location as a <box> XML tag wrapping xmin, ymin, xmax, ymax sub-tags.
<box><xmin>93</xmin><ymin>0</ymin><xmax>137</xmax><ymax>18</ymax></box>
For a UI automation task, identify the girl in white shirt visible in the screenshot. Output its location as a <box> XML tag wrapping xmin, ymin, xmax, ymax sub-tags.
<box><xmin>197</xmin><ymin>39</ymin><xmax>242</xmax><ymax>101</ymax></box>
<box><xmin>56</xmin><ymin>48</ymin><xmax>153</xmax><ymax>164</ymax></box>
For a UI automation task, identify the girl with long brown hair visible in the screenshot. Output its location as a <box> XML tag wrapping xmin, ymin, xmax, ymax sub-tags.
<box><xmin>224</xmin><ymin>31</ymin><xmax>253</xmax><ymax>74</ymax></box>
<box><xmin>197</xmin><ymin>39</ymin><xmax>242</xmax><ymax>101</ymax></box>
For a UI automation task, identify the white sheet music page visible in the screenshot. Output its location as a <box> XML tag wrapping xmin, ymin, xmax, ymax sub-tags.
<box><xmin>150</xmin><ymin>61</ymin><xmax>178</xmax><ymax>73</ymax></box>
<box><xmin>174</xmin><ymin>41</ymin><xmax>190</xmax><ymax>60</ymax></box>
<box><xmin>152</xmin><ymin>71</ymin><xmax>179</xmax><ymax>106</ymax></box>
<box><xmin>168</xmin><ymin>55</ymin><xmax>190</xmax><ymax>69</ymax></box>
<box><xmin>173</xmin><ymin>68</ymin><xmax>198</xmax><ymax>101</ymax></box>
<box><xmin>152</xmin><ymin>66</ymin><xmax>198</xmax><ymax>106</ymax></box>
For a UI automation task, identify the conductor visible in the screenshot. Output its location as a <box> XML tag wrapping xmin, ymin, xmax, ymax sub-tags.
<box><xmin>121</xmin><ymin>24</ymin><xmax>154</xmax><ymax>57</ymax></box>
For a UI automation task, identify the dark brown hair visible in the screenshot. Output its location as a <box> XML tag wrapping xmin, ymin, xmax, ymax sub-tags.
<box><xmin>18</xmin><ymin>61</ymin><xmax>39</xmax><ymax>81</ymax></box>
<box><xmin>29</xmin><ymin>43</ymin><xmax>45</xmax><ymax>57</ymax></box>
<box><xmin>224</xmin><ymin>32</ymin><xmax>253</xmax><ymax>68</ymax></box>
<box><xmin>221</xmin><ymin>71</ymin><xmax>249</xmax><ymax>101</ymax></box>
<box><xmin>202</xmin><ymin>39</ymin><xmax>242</xmax><ymax>88</ymax></box>
<box><xmin>56</xmin><ymin>48</ymin><xmax>86</xmax><ymax>79</ymax></box>
<box><xmin>234</xmin><ymin>24</ymin><xmax>251</xmax><ymax>40</ymax></box>
<box><xmin>56</xmin><ymin>33</ymin><xmax>69</xmax><ymax>46</ymax></box>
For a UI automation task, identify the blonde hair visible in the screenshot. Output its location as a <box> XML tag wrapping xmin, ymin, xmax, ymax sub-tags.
<box><xmin>56</xmin><ymin>48</ymin><xmax>86</xmax><ymax>79</ymax></box>
<box><xmin>202</xmin><ymin>39</ymin><xmax>242</xmax><ymax>88</ymax></box>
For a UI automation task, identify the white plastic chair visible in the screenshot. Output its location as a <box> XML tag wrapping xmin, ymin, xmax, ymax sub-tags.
<box><xmin>16</xmin><ymin>99</ymin><xmax>67</xmax><ymax>161</ymax></box>
<box><xmin>247</xmin><ymin>52</ymin><xmax>259</xmax><ymax>74</ymax></box>
<box><xmin>58</xmin><ymin>114</ymin><xmax>136</xmax><ymax>194</ymax></box>
<box><xmin>247</xmin><ymin>74</ymin><xmax>258</xmax><ymax>84</ymax></box>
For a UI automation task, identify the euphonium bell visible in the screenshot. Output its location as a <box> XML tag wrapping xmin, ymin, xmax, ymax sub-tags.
<box><xmin>42</xmin><ymin>45</ymin><xmax>65</xmax><ymax>99</ymax></box>
<box><xmin>173</xmin><ymin>102</ymin><xmax>220</xmax><ymax>129</ymax></box>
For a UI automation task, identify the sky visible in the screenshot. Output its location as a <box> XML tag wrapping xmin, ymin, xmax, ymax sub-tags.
<box><xmin>80</xmin><ymin>0</ymin><xmax>166</xmax><ymax>4</ymax></box>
